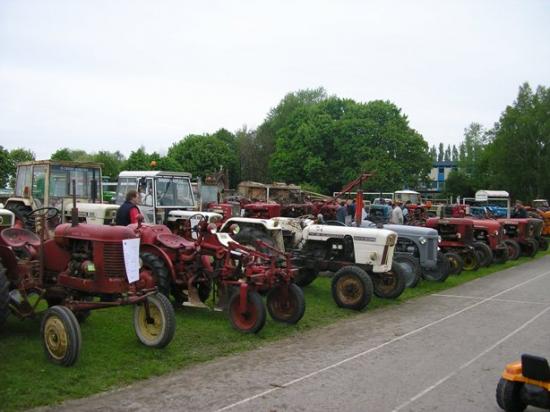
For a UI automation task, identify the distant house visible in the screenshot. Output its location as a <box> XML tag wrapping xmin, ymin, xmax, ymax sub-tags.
<box><xmin>429</xmin><ymin>161</ymin><xmax>457</xmax><ymax>192</ymax></box>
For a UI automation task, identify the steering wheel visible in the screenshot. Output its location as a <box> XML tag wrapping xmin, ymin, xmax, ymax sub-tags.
<box><xmin>26</xmin><ymin>207</ymin><xmax>60</xmax><ymax>222</ymax></box>
<box><xmin>187</xmin><ymin>214</ymin><xmax>207</xmax><ymax>231</ymax></box>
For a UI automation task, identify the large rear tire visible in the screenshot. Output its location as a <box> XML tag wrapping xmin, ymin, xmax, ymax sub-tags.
<box><xmin>422</xmin><ymin>251</ymin><xmax>450</xmax><ymax>282</ymax></box>
<box><xmin>133</xmin><ymin>293</ymin><xmax>176</xmax><ymax>348</ymax></box>
<box><xmin>228</xmin><ymin>290</ymin><xmax>266</xmax><ymax>333</ymax></box>
<box><xmin>140</xmin><ymin>253</ymin><xmax>171</xmax><ymax>299</ymax></box>
<box><xmin>495</xmin><ymin>378</ymin><xmax>526</xmax><ymax>412</ymax></box>
<box><xmin>473</xmin><ymin>242</ymin><xmax>493</xmax><ymax>267</ymax></box>
<box><xmin>372</xmin><ymin>262</ymin><xmax>406</xmax><ymax>299</ymax></box>
<box><xmin>294</xmin><ymin>267</ymin><xmax>318</xmax><ymax>287</ymax></box>
<box><xmin>40</xmin><ymin>306</ymin><xmax>82</xmax><ymax>366</ymax></box>
<box><xmin>266</xmin><ymin>283</ymin><xmax>305</xmax><ymax>324</ymax></box>
<box><xmin>504</xmin><ymin>239</ymin><xmax>521</xmax><ymax>260</ymax></box>
<box><xmin>393</xmin><ymin>255</ymin><xmax>421</xmax><ymax>288</ymax></box>
<box><xmin>0</xmin><ymin>263</ymin><xmax>10</xmax><ymax>330</ymax></box>
<box><xmin>331</xmin><ymin>266</ymin><xmax>373</xmax><ymax>310</ymax></box>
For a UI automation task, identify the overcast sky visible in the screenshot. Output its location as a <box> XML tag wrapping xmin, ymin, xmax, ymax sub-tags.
<box><xmin>1</xmin><ymin>0</ymin><xmax>549</xmax><ymax>160</ymax></box>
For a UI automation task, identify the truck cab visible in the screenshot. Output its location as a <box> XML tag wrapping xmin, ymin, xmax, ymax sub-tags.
<box><xmin>6</xmin><ymin>160</ymin><xmax>118</xmax><ymax>226</ymax></box>
<box><xmin>115</xmin><ymin>171</ymin><xmax>196</xmax><ymax>225</ymax></box>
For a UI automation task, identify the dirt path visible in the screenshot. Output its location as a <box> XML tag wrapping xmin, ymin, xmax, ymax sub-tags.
<box><xmin>39</xmin><ymin>256</ymin><xmax>550</xmax><ymax>412</ymax></box>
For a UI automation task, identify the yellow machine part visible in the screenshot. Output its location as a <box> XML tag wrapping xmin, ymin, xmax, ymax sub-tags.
<box><xmin>502</xmin><ymin>361</ymin><xmax>550</xmax><ymax>391</ymax></box>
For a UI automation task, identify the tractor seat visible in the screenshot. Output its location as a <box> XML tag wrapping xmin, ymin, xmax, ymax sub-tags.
<box><xmin>156</xmin><ymin>233</ymin><xmax>195</xmax><ymax>251</ymax></box>
<box><xmin>1</xmin><ymin>228</ymin><xmax>41</xmax><ymax>248</ymax></box>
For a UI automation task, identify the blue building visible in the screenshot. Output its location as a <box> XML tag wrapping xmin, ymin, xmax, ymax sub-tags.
<box><xmin>426</xmin><ymin>161</ymin><xmax>458</xmax><ymax>193</ymax></box>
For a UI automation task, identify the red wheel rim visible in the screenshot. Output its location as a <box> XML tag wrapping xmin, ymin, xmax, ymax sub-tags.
<box><xmin>230</xmin><ymin>296</ymin><xmax>258</xmax><ymax>331</ymax></box>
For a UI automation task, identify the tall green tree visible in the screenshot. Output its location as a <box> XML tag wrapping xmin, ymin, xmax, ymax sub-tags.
<box><xmin>437</xmin><ymin>143</ymin><xmax>444</xmax><ymax>162</ymax></box>
<box><xmin>487</xmin><ymin>83</ymin><xmax>550</xmax><ymax>200</ymax></box>
<box><xmin>0</xmin><ymin>146</ymin><xmax>11</xmax><ymax>188</ymax></box>
<box><xmin>269</xmin><ymin>97</ymin><xmax>431</xmax><ymax>193</ymax></box>
<box><xmin>168</xmin><ymin>134</ymin><xmax>234</xmax><ymax>180</ymax></box>
<box><xmin>51</xmin><ymin>148</ymin><xmax>91</xmax><ymax>162</ymax></box>
<box><xmin>124</xmin><ymin>147</ymin><xmax>157</xmax><ymax>171</ymax></box>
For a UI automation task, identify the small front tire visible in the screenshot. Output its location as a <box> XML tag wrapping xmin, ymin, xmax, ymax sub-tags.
<box><xmin>495</xmin><ymin>378</ymin><xmax>526</xmax><ymax>412</ymax></box>
<box><xmin>228</xmin><ymin>290</ymin><xmax>266</xmax><ymax>333</ymax></box>
<box><xmin>266</xmin><ymin>284</ymin><xmax>305</xmax><ymax>324</ymax></box>
<box><xmin>372</xmin><ymin>262</ymin><xmax>406</xmax><ymax>299</ymax></box>
<box><xmin>40</xmin><ymin>306</ymin><xmax>82</xmax><ymax>366</ymax></box>
<box><xmin>331</xmin><ymin>266</ymin><xmax>373</xmax><ymax>310</ymax></box>
<box><xmin>134</xmin><ymin>293</ymin><xmax>176</xmax><ymax>348</ymax></box>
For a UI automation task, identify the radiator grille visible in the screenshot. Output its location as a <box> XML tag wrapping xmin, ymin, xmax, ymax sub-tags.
<box><xmin>427</xmin><ymin>239</ymin><xmax>436</xmax><ymax>260</ymax></box>
<box><xmin>103</xmin><ymin>243</ymin><xmax>126</xmax><ymax>278</ymax></box>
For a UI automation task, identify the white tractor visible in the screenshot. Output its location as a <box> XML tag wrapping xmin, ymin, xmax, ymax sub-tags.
<box><xmin>5</xmin><ymin>160</ymin><xmax>119</xmax><ymax>229</ymax></box>
<box><xmin>219</xmin><ymin>216</ymin><xmax>406</xmax><ymax>311</ymax></box>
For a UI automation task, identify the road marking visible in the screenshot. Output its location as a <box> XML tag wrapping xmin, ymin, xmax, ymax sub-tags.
<box><xmin>433</xmin><ymin>293</ymin><xmax>549</xmax><ymax>305</ymax></box>
<box><xmin>214</xmin><ymin>270</ymin><xmax>550</xmax><ymax>412</ymax></box>
<box><xmin>392</xmin><ymin>304</ymin><xmax>550</xmax><ymax>412</ymax></box>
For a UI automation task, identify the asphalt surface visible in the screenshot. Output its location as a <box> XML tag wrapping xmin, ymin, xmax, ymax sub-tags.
<box><xmin>40</xmin><ymin>256</ymin><xmax>550</xmax><ymax>412</ymax></box>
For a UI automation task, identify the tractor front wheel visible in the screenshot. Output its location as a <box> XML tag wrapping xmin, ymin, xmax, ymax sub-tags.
<box><xmin>422</xmin><ymin>251</ymin><xmax>450</xmax><ymax>282</ymax></box>
<box><xmin>228</xmin><ymin>290</ymin><xmax>266</xmax><ymax>333</ymax></box>
<box><xmin>444</xmin><ymin>252</ymin><xmax>464</xmax><ymax>275</ymax></box>
<box><xmin>294</xmin><ymin>267</ymin><xmax>318</xmax><ymax>287</ymax></box>
<box><xmin>495</xmin><ymin>378</ymin><xmax>526</xmax><ymax>412</ymax></box>
<box><xmin>0</xmin><ymin>263</ymin><xmax>10</xmax><ymax>330</ymax></box>
<box><xmin>393</xmin><ymin>255</ymin><xmax>421</xmax><ymax>288</ymax></box>
<box><xmin>473</xmin><ymin>242</ymin><xmax>493</xmax><ymax>267</ymax></box>
<box><xmin>372</xmin><ymin>262</ymin><xmax>406</xmax><ymax>299</ymax></box>
<box><xmin>462</xmin><ymin>250</ymin><xmax>480</xmax><ymax>271</ymax></box>
<box><xmin>331</xmin><ymin>266</ymin><xmax>373</xmax><ymax>310</ymax></box>
<box><xmin>133</xmin><ymin>293</ymin><xmax>176</xmax><ymax>348</ymax></box>
<box><xmin>266</xmin><ymin>284</ymin><xmax>305</xmax><ymax>324</ymax></box>
<box><xmin>522</xmin><ymin>239</ymin><xmax>538</xmax><ymax>258</ymax></box>
<box><xmin>504</xmin><ymin>240</ymin><xmax>521</xmax><ymax>260</ymax></box>
<box><xmin>40</xmin><ymin>306</ymin><xmax>81</xmax><ymax>366</ymax></box>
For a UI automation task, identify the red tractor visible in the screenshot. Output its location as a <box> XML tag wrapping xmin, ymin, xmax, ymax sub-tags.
<box><xmin>497</xmin><ymin>218</ymin><xmax>546</xmax><ymax>258</ymax></box>
<box><xmin>242</xmin><ymin>202</ymin><xmax>281</xmax><ymax>219</ymax></box>
<box><xmin>470</xmin><ymin>218</ymin><xmax>509</xmax><ymax>265</ymax></box>
<box><xmin>130</xmin><ymin>217</ymin><xmax>305</xmax><ymax>334</ymax></box>
<box><xmin>0</xmin><ymin>207</ymin><xmax>176</xmax><ymax>366</ymax></box>
<box><xmin>424</xmin><ymin>217</ymin><xmax>484</xmax><ymax>274</ymax></box>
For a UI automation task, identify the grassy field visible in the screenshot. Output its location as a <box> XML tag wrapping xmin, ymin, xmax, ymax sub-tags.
<box><xmin>1</xmin><ymin>251</ymin><xmax>548</xmax><ymax>411</ymax></box>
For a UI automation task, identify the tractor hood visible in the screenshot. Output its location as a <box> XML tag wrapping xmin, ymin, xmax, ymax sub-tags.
<box><xmin>167</xmin><ymin>210</ymin><xmax>223</xmax><ymax>223</ymax></box>
<box><xmin>383</xmin><ymin>224</ymin><xmax>438</xmax><ymax>238</ymax></box>
<box><xmin>303</xmin><ymin>224</ymin><xmax>396</xmax><ymax>245</ymax></box>
<box><xmin>55</xmin><ymin>223</ymin><xmax>136</xmax><ymax>244</ymax></box>
<box><xmin>470</xmin><ymin>219</ymin><xmax>501</xmax><ymax>231</ymax></box>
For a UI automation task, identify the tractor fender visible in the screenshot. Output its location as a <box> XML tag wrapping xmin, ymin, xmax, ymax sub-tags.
<box><xmin>139</xmin><ymin>243</ymin><xmax>177</xmax><ymax>282</ymax></box>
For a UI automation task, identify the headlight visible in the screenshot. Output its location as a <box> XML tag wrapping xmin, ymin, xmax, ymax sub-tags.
<box><xmin>456</xmin><ymin>232</ymin><xmax>461</xmax><ymax>239</ymax></box>
<box><xmin>370</xmin><ymin>252</ymin><xmax>377</xmax><ymax>261</ymax></box>
<box><xmin>438</xmin><ymin>235</ymin><xmax>442</xmax><ymax>243</ymax></box>
<box><xmin>494</xmin><ymin>230</ymin><xmax>499</xmax><ymax>236</ymax></box>
<box><xmin>418</xmin><ymin>236</ymin><xmax>427</xmax><ymax>245</ymax></box>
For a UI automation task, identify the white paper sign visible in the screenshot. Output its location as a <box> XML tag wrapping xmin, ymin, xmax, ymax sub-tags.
<box><xmin>122</xmin><ymin>238</ymin><xmax>141</xmax><ymax>283</ymax></box>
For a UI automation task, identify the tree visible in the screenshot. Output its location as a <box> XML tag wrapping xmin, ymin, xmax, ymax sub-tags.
<box><xmin>168</xmin><ymin>134</ymin><xmax>234</xmax><ymax>180</ymax></box>
<box><xmin>444</xmin><ymin>170</ymin><xmax>475</xmax><ymax>198</ymax></box>
<box><xmin>444</xmin><ymin>145</ymin><xmax>451</xmax><ymax>161</ymax></box>
<box><xmin>124</xmin><ymin>147</ymin><xmax>156</xmax><ymax>171</ymax></box>
<box><xmin>0</xmin><ymin>146</ymin><xmax>11</xmax><ymax>188</ymax></box>
<box><xmin>437</xmin><ymin>143</ymin><xmax>444</xmax><ymax>162</ymax></box>
<box><xmin>429</xmin><ymin>145</ymin><xmax>437</xmax><ymax>161</ymax></box>
<box><xmin>268</xmin><ymin>97</ymin><xmax>432</xmax><ymax>193</ymax></box>
<box><xmin>51</xmin><ymin>148</ymin><xmax>91</xmax><ymax>162</ymax></box>
<box><xmin>486</xmin><ymin>83</ymin><xmax>550</xmax><ymax>200</ymax></box>
<box><xmin>451</xmin><ymin>145</ymin><xmax>459</xmax><ymax>162</ymax></box>
<box><xmin>8</xmin><ymin>148</ymin><xmax>35</xmax><ymax>187</ymax></box>
<box><xmin>92</xmin><ymin>151</ymin><xmax>125</xmax><ymax>180</ymax></box>
<box><xmin>255</xmin><ymin>87</ymin><xmax>328</xmax><ymax>182</ymax></box>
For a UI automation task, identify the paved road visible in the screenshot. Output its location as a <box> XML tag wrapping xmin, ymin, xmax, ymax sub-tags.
<box><xmin>42</xmin><ymin>257</ymin><xmax>550</xmax><ymax>412</ymax></box>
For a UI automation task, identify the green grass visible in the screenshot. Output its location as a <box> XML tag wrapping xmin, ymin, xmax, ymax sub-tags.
<box><xmin>1</xmin><ymin>251</ymin><xmax>548</xmax><ymax>411</ymax></box>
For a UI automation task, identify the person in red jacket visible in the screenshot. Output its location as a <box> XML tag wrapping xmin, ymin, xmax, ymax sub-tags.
<box><xmin>115</xmin><ymin>189</ymin><xmax>141</xmax><ymax>225</ymax></box>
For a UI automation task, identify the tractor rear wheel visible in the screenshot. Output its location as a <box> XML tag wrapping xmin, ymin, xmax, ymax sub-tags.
<box><xmin>444</xmin><ymin>252</ymin><xmax>464</xmax><ymax>275</ymax></box>
<box><xmin>140</xmin><ymin>253</ymin><xmax>171</xmax><ymax>299</ymax></box>
<box><xmin>522</xmin><ymin>239</ymin><xmax>538</xmax><ymax>257</ymax></box>
<box><xmin>422</xmin><ymin>251</ymin><xmax>450</xmax><ymax>282</ymax></box>
<box><xmin>372</xmin><ymin>262</ymin><xmax>406</xmax><ymax>299</ymax></box>
<box><xmin>40</xmin><ymin>306</ymin><xmax>81</xmax><ymax>366</ymax></box>
<box><xmin>0</xmin><ymin>263</ymin><xmax>9</xmax><ymax>330</ymax></box>
<box><xmin>228</xmin><ymin>290</ymin><xmax>266</xmax><ymax>333</ymax></box>
<box><xmin>473</xmin><ymin>242</ymin><xmax>493</xmax><ymax>267</ymax></box>
<box><xmin>133</xmin><ymin>293</ymin><xmax>176</xmax><ymax>348</ymax></box>
<box><xmin>393</xmin><ymin>255</ymin><xmax>421</xmax><ymax>288</ymax></box>
<box><xmin>495</xmin><ymin>378</ymin><xmax>526</xmax><ymax>412</ymax></box>
<box><xmin>537</xmin><ymin>237</ymin><xmax>548</xmax><ymax>251</ymax></box>
<box><xmin>294</xmin><ymin>267</ymin><xmax>318</xmax><ymax>287</ymax></box>
<box><xmin>504</xmin><ymin>240</ymin><xmax>521</xmax><ymax>260</ymax></box>
<box><xmin>266</xmin><ymin>284</ymin><xmax>305</xmax><ymax>324</ymax></box>
<box><xmin>331</xmin><ymin>266</ymin><xmax>373</xmax><ymax>310</ymax></box>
